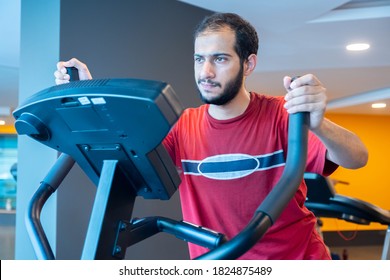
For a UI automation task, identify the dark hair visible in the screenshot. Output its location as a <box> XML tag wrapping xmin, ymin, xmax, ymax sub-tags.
<box><xmin>194</xmin><ymin>13</ymin><xmax>259</xmax><ymax>63</ymax></box>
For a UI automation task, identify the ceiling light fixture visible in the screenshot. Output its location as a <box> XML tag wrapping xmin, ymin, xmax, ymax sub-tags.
<box><xmin>346</xmin><ymin>43</ymin><xmax>370</xmax><ymax>51</ymax></box>
<box><xmin>371</xmin><ymin>103</ymin><xmax>386</xmax><ymax>109</ymax></box>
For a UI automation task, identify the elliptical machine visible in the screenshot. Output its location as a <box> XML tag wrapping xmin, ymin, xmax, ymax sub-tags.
<box><xmin>13</xmin><ymin>74</ymin><xmax>309</xmax><ymax>260</ymax></box>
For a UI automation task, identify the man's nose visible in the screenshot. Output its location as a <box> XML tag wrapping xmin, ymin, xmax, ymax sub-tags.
<box><xmin>199</xmin><ymin>60</ymin><xmax>215</xmax><ymax>80</ymax></box>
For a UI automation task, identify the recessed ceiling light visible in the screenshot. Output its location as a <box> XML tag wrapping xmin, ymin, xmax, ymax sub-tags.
<box><xmin>346</xmin><ymin>43</ymin><xmax>370</xmax><ymax>51</ymax></box>
<box><xmin>371</xmin><ymin>103</ymin><xmax>386</xmax><ymax>109</ymax></box>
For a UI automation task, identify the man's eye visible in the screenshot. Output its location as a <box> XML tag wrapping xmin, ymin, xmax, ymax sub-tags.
<box><xmin>194</xmin><ymin>57</ymin><xmax>203</xmax><ymax>63</ymax></box>
<box><xmin>215</xmin><ymin>57</ymin><xmax>226</xmax><ymax>62</ymax></box>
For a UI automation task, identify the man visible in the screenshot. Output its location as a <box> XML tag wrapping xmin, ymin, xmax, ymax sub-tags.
<box><xmin>54</xmin><ymin>13</ymin><xmax>368</xmax><ymax>259</ymax></box>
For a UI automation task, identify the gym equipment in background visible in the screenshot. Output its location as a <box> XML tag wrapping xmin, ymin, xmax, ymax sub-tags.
<box><xmin>304</xmin><ymin>172</ymin><xmax>390</xmax><ymax>260</ymax></box>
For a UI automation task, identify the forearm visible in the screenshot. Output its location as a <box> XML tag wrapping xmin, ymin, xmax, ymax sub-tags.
<box><xmin>312</xmin><ymin>118</ymin><xmax>368</xmax><ymax>169</ymax></box>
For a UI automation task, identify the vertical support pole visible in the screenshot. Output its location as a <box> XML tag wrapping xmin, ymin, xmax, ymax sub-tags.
<box><xmin>81</xmin><ymin>160</ymin><xmax>136</xmax><ymax>259</ymax></box>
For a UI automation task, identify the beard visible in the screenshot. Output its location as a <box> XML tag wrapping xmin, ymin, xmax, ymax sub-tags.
<box><xmin>197</xmin><ymin>65</ymin><xmax>244</xmax><ymax>106</ymax></box>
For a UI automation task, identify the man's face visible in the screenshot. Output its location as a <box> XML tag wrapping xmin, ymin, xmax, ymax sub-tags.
<box><xmin>194</xmin><ymin>27</ymin><xmax>244</xmax><ymax>105</ymax></box>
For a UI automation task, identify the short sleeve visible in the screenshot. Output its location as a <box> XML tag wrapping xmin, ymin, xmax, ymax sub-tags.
<box><xmin>306</xmin><ymin>131</ymin><xmax>339</xmax><ymax>176</ymax></box>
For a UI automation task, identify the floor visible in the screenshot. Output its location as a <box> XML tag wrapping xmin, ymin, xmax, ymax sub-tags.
<box><xmin>330</xmin><ymin>245</ymin><xmax>383</xmax><ymax>260</ymax></box>
<box><xmin>323</xmin><ymin>229</ymin><xmax>388</xmax><ymax>260</ymax></box>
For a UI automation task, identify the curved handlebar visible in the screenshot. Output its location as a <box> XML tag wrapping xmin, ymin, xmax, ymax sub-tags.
<box><xmin>25</xmin><ymin>153</ymin><xmax>75</xmax><ymax>260</ymax></box>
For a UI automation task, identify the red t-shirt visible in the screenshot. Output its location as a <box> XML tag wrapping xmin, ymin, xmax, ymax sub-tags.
<box><xmin>163</xmin><ymin>92</ymin><xmax>337</xmax><ymax>259</ymax></box>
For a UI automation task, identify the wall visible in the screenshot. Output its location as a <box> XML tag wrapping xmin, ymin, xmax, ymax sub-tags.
<box><xmin>0</xmin><ymin>126</ymin><xmax>16</xmax><ymax>134</ymax></box>
<box><xmin>322</xmin><ymin>113</ymin><xmax>390</xmax><ymax>232</ymax></box>
<box><xmin>60</xmin><ymin>0</ymin><xmax>206</xmax><ymax>109</ymax></box>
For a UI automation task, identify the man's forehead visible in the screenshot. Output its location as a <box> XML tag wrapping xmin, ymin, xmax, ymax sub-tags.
<box><xmin>194</xmin><ymin>28</ymin><xmax>236</xmax><ymax>53</ymax></box>
<box><xmin>196</xmin><ymin>25</ymin><xmax>235</xmax><ymax>39</ymax></box>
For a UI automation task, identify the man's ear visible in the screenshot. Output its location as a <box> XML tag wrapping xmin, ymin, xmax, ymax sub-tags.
<box><xmin>244</xmin><ymin>54</ymin><xmax>257</xmax><ymax>76</ymax></box>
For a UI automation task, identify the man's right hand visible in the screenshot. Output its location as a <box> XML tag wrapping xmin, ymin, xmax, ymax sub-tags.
<box><xmin>54</xmin><ymin>58</ymin><xmax>92</xmax><ymax>85</ymax></box>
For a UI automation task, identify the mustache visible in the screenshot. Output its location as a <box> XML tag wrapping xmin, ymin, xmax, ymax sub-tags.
<box><xmin>197</xmin><ymin>79</ymin><xmax>222</xmax><ymax>88</ymax></box>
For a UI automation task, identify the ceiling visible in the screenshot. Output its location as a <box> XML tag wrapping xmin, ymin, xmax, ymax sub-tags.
<box><xmin>0</xmin><ymin>0</ymin><xmax>390</xmax><ymax>127</ymax></box>
<box><xmin>180</xmin><ymin>0</ymin><xmax>390</xmax><ymax>115</ymax></box>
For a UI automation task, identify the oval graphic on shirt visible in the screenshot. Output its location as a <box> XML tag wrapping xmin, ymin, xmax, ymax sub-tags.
<box><xmin>197</xmin><ymin>153</ymin><xmax>260</xmax><ymax>180</ymax></box>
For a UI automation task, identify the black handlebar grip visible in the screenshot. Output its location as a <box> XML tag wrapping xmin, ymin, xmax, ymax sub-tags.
<box><xmin>288</xmin><ymin>75</ymin><xmax>301</xmax><ymax>90</ymax></box>
<box><xmin>66</xmin><ymin>67</ymin><xmax>79</xmax><ymax>81</ymax></box>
